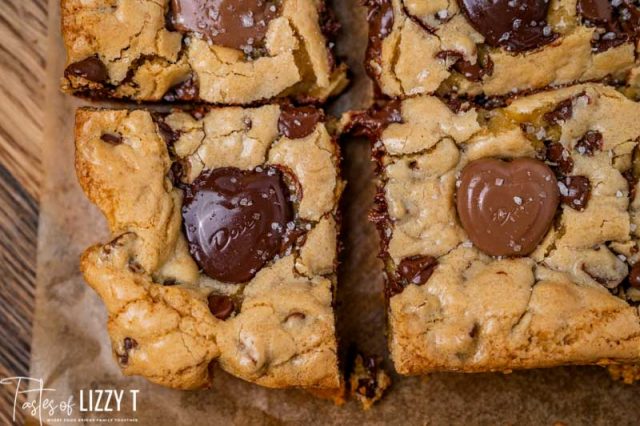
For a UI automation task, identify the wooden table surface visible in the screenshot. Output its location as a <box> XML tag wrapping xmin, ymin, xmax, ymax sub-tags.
<box><xmin>0</xmin><ymin>0</ymin><xmax>47</xmax><ymax>423</ymax></box>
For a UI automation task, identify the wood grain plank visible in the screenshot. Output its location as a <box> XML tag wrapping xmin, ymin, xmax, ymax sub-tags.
<box><xmin>0</xmin><ymin>0</ymin><xmax>47</xmax><ymax>200</ymax></box>
<box><xmin>0</xmin><ymin>162</ymin><xmax>38</xmax><ymax>425</ymax></box>
<box><xmin>0</xmin><ymin>0</ymin><xmax>47</xmax><ymax>423</ymax></box>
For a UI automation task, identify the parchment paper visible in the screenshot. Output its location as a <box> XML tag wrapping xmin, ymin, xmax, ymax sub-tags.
<box><xmin>30</xmin><ymin>0</ymin><xmax>640</xmax><ymax>424</ymax></box>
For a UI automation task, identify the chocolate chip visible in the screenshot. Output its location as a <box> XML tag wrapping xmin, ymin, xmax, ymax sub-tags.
<box><xmin>578</xmin><ymin>0</ymin><xmax>614</xmax><ymax>26</ymax></box>
<box><xmin>469</xmin><ymin>324</ymin><xmax>479</xmax><ymax>338</ymax></box>
<box><xmin>624</xmin><ymin>169</ymin><xmax>637</xmax><ymax>200</ymax></box>
<box><xmin>546</xmin><ymin>142</ymin><xmax>574</xmax><ymax>175</ymax></box>
<box><xmin>385</xmin><ymin>279</ymin><xmax>404</xmax><ymax>298</ymax></box>
<box><xmin>620</xmin><ymin>3</ymin><xmax>640</xmax><ymax>35</ymax></box>
<box><xmin>344</xmin><ymin>100</ymin><xmax>403</xmax><ymax>140</ymax></box>
<box><xmin>364</xmin><ymin>0</ymin><xmax>394</xmax><ymax>79</ymax></box>
<box><xmin>454</xmin><ymin>55</ymin><xmax>494</xmax><ymax>81</ymax></box>
<box><xmin>559</xmin><ymin>175</ymin><xmax>591</xmax><ymax>211</ymax></box>
<box><xmin>190</xmin><ymin>106</ymin><xmax>210</xmax><ymax>120</ymax></box>
<box><xmin>629</xmin><ymin>262</ymin><xmax>640</xmax><ymax>288</ymax></box>
<box><xmin>577</xmin><ymin>0</ymin><xmax>640</xmax><ymax>52</ymax></box>
<box><xmin>456</xmin><ymin>158</ymin><xmax>560</xmax><ymax>257</ymax></box>
<box><xmin>278</xmin><ymin>105</ymin><xmax>324</xmax><ymax>139</ymax></box>
<box><xmin>473</xmin><ymin>94</ymin><xmax>508</xmax><ymax>109</ymax></box>
<box><xmin>397</xmin><ymin>256</ymin><xmax>438</xmax><ymax>285</ymax></box>
<box><xmin>65</xmin><ymin>56</ymin><xmax>109</xmax><ymax>83</ymax></box>
<box><xmin>436</xmin><ymin>50</ymin><xmax>493</xmax><ymax>82</ymax></box>
<box><xmin>163</xmin><ymin>74</ymin><xmax>199</xmax><ymax>102</ymax></box>
<box><xmin>593</xmin><ymin>32</ymin><xmax>629</xmax><ymax>52</ymax></box>
<box><xmin>369</xmin><ymin>188</ymin><xmax>391</xmax><ymax>228</ymax></box>
<box><xmin>354</xmin><ymin>355</ymin><xmax>382</xmax><ymax>399</ymax></box>
<box><xmin>207</xmin><ymin>294</ymin><xmax>236</xmax><ymax>320</ymax></box>
<box><xmin>182</xmin><ymin>167</ymin><xmax>293</xmax><ymax>283</ymax></box>
<box><xmin>170</xmin><ymin>0</ymin><xmax>279</xmax><ymax>52</ymax></box>
<box><xmin>100</xmin><ymin>132</ymin><xmax>123</xmax><ymax>145</ymax></box>
<box><xmin>118</xmin><ymin>337</ymin><xmax>138</xmax><ymax>365</ymax></box>
<box><xmin>575</xmin><ymin>130</ymin><xmax>603</xmax><ymax>156</ymax></box>
<box><xmin>124</xmin><ymin>337</ymin><xmax>138</xmax><ymax>351</ymax></box>
<box><xmin>443</xmin><ymin>97</ymin><xmax>472</xmax><ymax>113</ymax></box>
<box><xmin>279</xmin><ymin>224</ymin><xmax>308</xmax><ymax>256</ymax></box>
<box><xmin>544</xmin><ymin>98</ymin><xmax>574</xmax><ymax>125</ymax></box>
<box><xmin>457</xmin><ymin>0</ymin><xmax>558</xmax><ymax>52</ymax></box>
<box><xmin>154</xmin><ymin>117</ymin><xmax>180</xmax><ymax>145</ymax></box>
<box><xmin>168</xmin><ymin>161</ymin><xmax>186</xmax><ymax>186</ymax></box>
<box><xmin>357</xmin><ymin>378</ymin><xmax>377</xmax><ymax>399</ymax></box>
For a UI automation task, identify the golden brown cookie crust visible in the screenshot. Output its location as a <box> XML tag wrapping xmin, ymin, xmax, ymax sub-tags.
<box><xmin>61</xmin><ymin>0</ymin><xmax>348</xmax><ymax>104</ymax></box>
<box><xmin>75</xmin><ymin>106</ymin><xmax>343</xmax><ymax>390</ymax></box>
<box><xmin>368</xmin><ymin>0</ymin><xmax>639</xmax><ymax>98</ymax></box>
<box><xmin>364</xmin><ymin>84</ymin><xmax>640</xmax><ymax>375</ymax></box>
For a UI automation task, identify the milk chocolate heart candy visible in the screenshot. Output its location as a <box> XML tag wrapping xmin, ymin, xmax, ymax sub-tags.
<box><xmin>458</xmin><ymin>0</ymin><xmax>557</xmax><ymax>52</ymax></box>
<box><xmin>182</xmin><ymin>167</ymin><xmax>293</xmax><ymax>283</ymax></box>
<box><xmin>456</xmin><ymin>158</ymin><xmax>559</xmax><ymax>257</ymax></box>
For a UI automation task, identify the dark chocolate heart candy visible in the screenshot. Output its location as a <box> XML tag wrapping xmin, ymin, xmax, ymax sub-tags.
<box><xmin>171</xmin><ymin>0</ymin><xmax>279</xmax><ymax>51</ymax></box>
<box><xmin>457</xmin><ymin>0</ymin><xmax>557</xmax><ymax>52</ymax></box>
<box><xmin>182</xmin><ymin>167</ymin><xmax>293</xmax><ymax>283</ymax></box>
<box><xmin>456</xmin><ymin>158</ymin><xmax>559</xmax><ymax>257</ymax></box>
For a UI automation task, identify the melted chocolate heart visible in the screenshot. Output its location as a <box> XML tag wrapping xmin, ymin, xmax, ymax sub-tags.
<box><xmin>457</xmin><ymin>0</ymin><xmax>557</xmax><ymax>52</ymax></box>
<box><xmin>171</xmin><ymin>0</ymin><xmax>279</xmax><ymax>52</ymax></box>
<box><xmin>456</xmin><ymin>158</ymin><xmax>559</xmax><ymax>257</ymax></box>
<box><xmin>182</xmin><ymin>167</ymin><xmax>293</xmax><ymax>283</ymax></box>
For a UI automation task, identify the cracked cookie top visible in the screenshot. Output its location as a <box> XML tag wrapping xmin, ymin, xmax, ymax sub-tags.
<box><xmin>365</xmin><ymin>0</ymin><xmax>640</xmax><ymax>98</ymax></box>
<box><xmin>347</xmin><ymin>83</ymin><xmax>640</xmax><ymax>375</ymax></box>
<box><xmin>74</xmin><ymin>105</ymin><xmax>343</xmax><ymax>390</ymax></box>
<box><xmin>62</xmin><ymin>0</ymin><xmax>348</xmax><ymax>104</ymax></box>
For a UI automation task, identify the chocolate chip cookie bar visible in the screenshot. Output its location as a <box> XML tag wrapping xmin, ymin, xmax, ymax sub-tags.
<box><xmin>365</xmin><ymin>0</ymin><xmax>640</xmax><ymax>98</ymax></box>
<box><xmin>62</xmin><ymin>0</ymin><xmax>348</xmax><ymax>104</ymax></box>
<box><xmin>348</xmin><ymin>83</ymin><xmax>640</xmax><ymax>375</ymax></box>
<box><xmin>75</xmin><ymin>104</ymin><xmax>343</xmax><ymax>390</ymax></box>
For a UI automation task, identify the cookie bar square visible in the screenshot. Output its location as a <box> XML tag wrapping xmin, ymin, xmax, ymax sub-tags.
<box><xmin>365</xmin><ymin>0</ymin><xmax>640</xmax><ymax>99</ymax></box>
<box><xmin>62</xmin><ymin>0</ymin><xmax>348</xmax><ymax>104</ymax></box>
<box><xmin>350</xmin><ymin>83</ymin><xmax>640</xmax><ymax>375</ymax></box>
<box><xmin>75</xmin><ymin>104</ymin><xmax>343</xmax><ymax>390</ymax></box>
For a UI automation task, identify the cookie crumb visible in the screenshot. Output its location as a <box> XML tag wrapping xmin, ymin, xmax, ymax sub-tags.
<box><xmin>348</xmin><ymin>353</ymin><xmax>391</xmax><ymax>410</ymax></box>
